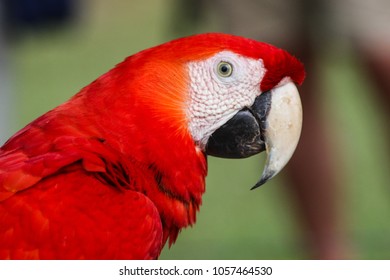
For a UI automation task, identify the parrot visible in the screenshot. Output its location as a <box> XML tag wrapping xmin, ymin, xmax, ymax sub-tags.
<box><xmin>0</xmin><ymin>33</ymin><xmax>305</xmax><ymax>259</ymax></box>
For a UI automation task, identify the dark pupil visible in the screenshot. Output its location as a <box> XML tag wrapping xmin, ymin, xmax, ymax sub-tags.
<box><xmin>220</xmin><ymin>64</ymin><xmax>229</xmax><ymax>73</ymax></box>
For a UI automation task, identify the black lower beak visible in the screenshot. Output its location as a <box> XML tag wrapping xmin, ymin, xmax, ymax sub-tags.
<box><xmin>205</xmin><ymin>91</ymin><xmax>272</xmax><ymax>159</ymax></box>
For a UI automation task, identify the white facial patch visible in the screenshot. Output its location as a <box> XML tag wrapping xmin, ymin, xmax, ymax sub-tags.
<box><xmin>186</xmin><ymin>51</ymin><xmax>265</xmax><ymax>149</ymax></box>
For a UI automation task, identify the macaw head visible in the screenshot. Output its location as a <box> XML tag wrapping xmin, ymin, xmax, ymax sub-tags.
<box><xmin>91</xmin><ymin>33</ymin><xmax>304</xmax><ymax>190</ymax></box>
<box><xmin>128</xmin><ymin>33</ymin><xmax>304</xmax><ymax>188</ymax></box>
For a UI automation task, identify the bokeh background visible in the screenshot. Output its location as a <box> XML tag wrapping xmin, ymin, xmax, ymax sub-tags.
<box><xmin>1</xmin><ymin>0</ymin><xmax>389</xmax><ymax>259</ymax></box>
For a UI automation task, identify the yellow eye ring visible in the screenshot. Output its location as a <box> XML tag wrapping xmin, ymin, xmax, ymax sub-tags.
<box><xmin>217</xmin><ymin>61</ymin><xmax>233</xmax><ymax>77</ymax></box>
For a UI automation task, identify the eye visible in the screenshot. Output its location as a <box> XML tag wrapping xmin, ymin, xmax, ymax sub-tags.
<box><xmin>217</xmin><ymin>61</ymin><xmax>233</xmax><ymax>77</ymax></box>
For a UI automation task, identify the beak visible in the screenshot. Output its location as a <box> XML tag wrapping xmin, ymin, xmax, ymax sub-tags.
<box><xmin>205</xmin><ymin>82</ymin><xmax>302</xmax><ymax>189</ymax></box>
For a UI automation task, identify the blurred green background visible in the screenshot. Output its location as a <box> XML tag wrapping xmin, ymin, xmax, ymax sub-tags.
<box><xmin>1</xmin><ymin>0</ymin><xmax>389</xmax><ymax>259</ymax></box>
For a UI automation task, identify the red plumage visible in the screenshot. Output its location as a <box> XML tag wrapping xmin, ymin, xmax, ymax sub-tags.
<box><xmin>0</xmin><ymin>33</ymin><xmax>304</xmax><ymax>259</ymax></box>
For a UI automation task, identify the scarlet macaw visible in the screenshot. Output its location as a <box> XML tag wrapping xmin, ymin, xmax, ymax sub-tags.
<box><xmin>0</xmin><ymin>33</ymin><xmax>304</xmax><ymax>259</ymax></box>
